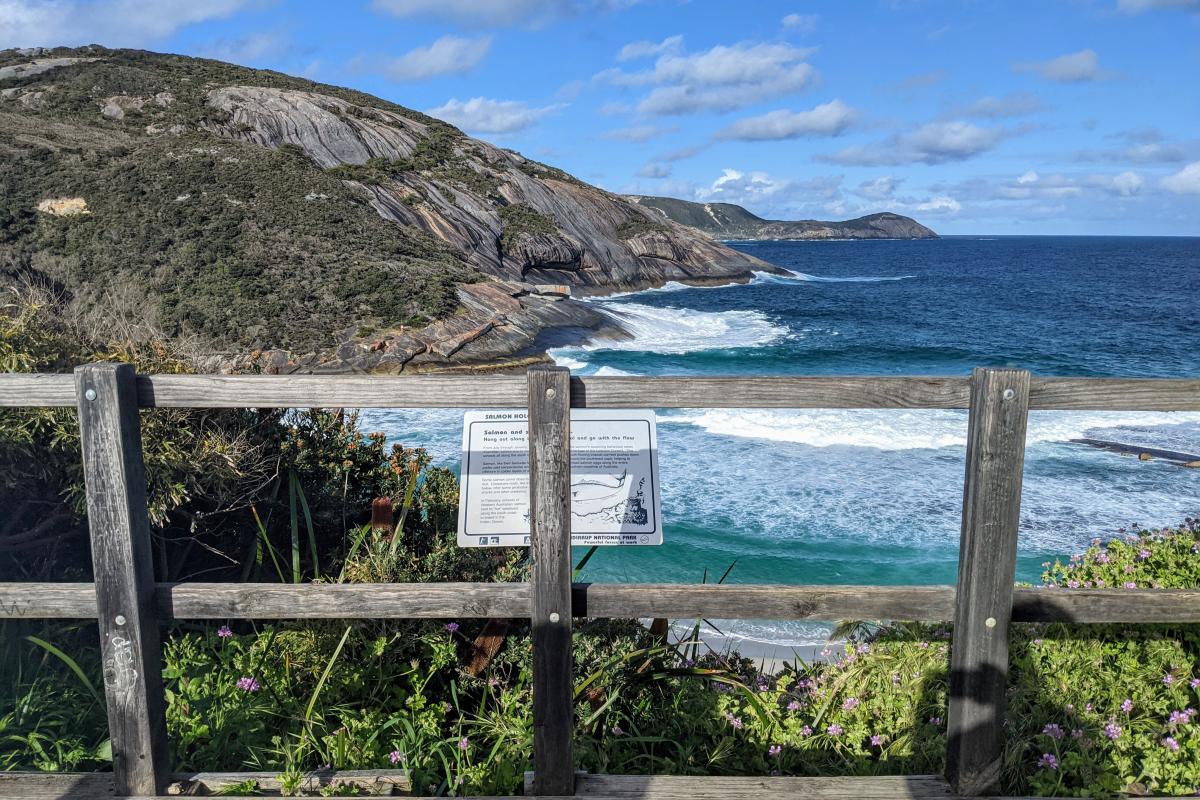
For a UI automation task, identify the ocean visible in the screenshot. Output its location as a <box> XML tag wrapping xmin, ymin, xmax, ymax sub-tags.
<box><xmin>363</xmin><ymin>236</ymin><xmax>1200</xmax><ymax>651</ymax></box>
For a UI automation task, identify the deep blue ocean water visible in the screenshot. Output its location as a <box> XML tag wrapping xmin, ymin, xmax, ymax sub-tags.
<box><xmin>365</xmin><ymin>236</ymin><xmax>1200</xmax><ymax>647</ymax></box>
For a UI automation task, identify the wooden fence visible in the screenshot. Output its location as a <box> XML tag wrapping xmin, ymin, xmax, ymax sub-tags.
<box><xmin>1</xmin><ymin>364</ymin><xmax>1198</xmax><ymax>798</ymax></box>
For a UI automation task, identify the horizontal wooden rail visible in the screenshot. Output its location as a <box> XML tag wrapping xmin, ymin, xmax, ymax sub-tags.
<box><xmin>6</xmin><ymin>582</ymin><xmax>1200</xmax><ymax>624</ymax></box>
<box><xmin>2</xmin><ymin>373</ymin><xmax>1198</xmax><ymax>410</ymax></box>
<box><xmin>0</xmin><ymin>769</ymin><xmax>410</xmax><ymax>797</ymax></box>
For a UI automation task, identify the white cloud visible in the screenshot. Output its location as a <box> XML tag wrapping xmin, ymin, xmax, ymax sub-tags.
<box><xmin>637</xmin><ymin>162</ymin><xmax>671</xmax><ymax>178</ymax></box>
<box><xmin>378</xmin><ymin>35</ymin><xmax>492</xmax><ymax>81</ymax></box>
<box><xmin>426</xmin><ymin>97</ymin><xmax>559</xmax><ymax>133</ymax></box>
<box><xmin>599</xmin><ymin>41</ymin><xmax>816</xmax><ymax>116</ymax></box>
<box><xmin>714</xmin><ymin>100</ymin><xmax>857</xmax><ymax>141</ymax></box>
<box><xmin>824</xmin><ymin>120</ymin><xmax>1010</xmax><ymax>166</ymax></box>
<box><xmin>1015</xmin><ymin>49</ymin><xmax>1102</xmax><ymax>83</ymax></box>
<box><xmin>1161</xmin><ymin>161</ymin><xmax>1200</xmax><ymax>193</ymax></box>
<box><xmin>1117</xmin><ymin>0</ymin><xmax>1199</xmax><ymax>12</ymax></box>
<box><xmin>781</xmin><ymin>13</ymin><xmax>818</xmax><ymax>32</ymax></box>
<box><xmin>1075</xmin><ymin>129</ymin><xmax>1192</xmax><ymax>164</ymax></box>
<box><xmin>0</xmin><ymin>0</ymin><xmax>252</xmax><ymax>48</ymax></box>
<box><xmin>370</xmin><ymin>0</ymin><xmax>641</xmax><ymax>27</ymax></box>
<box><xmin>698</xmin><ymin>168</ymin><xmax>792</xmax><ymax>203</ymax></box>
<box><xmin>1098</xmin><ymin>171</ymin><xmax>1144</xmax><ymax>196</ymax></box>
<box><xmin>996</xmin><ymin>171</ymin><xmax>1081</xmax><ymax>199</ymax></box>
<box><xmin>856</xmin><ymin>176</ymin><xmax>900</xmax><ymax>199</ymax></box>
<box><xmin>654</xmin><ymin>142</ymin><xmax>709</xmax><ymax>162</ymax></box>
<box><xmin>600</xmin><ymin>124</ymin><xmax>677</xmax><ymax>142</ymax></box>
<box><xmin>198</xmin><ymin>31</ymin><xmax>291</xmax><ymax>65</ymax></box>
<box><xmin>617</xmin><ymin>34</ymin><xmax>682</xmax><ymax>62</ymax></box>
<box><xmin>915</xmin><ymin>196</ymin><xmax>961</xmax><ymax>213</ymax></box>
<box><xmin>954</xmin><ymin>92</ymin><xmax>1043</xmax><ymax>118</ymax></box>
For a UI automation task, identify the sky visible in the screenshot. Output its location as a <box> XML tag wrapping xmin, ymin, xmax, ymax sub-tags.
<box><xmin>3</xmin><ymin>0</ymin><xmax>1200</xmax><ymax>235</ymax></box>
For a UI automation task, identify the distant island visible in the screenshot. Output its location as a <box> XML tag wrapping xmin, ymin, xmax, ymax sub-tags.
<box><xmin>626</xmin><ymin>195</ymin><xmax>938</xmax><ymax>241</ymax></box>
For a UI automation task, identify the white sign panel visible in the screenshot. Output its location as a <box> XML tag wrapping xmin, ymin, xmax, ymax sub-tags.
<box><xmin>457</xmin><ymin>409</ymin><xmax>662</xmax><ymax>547</ymax></box>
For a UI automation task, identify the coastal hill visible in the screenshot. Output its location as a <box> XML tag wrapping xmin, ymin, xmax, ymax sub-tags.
<box><xmin>626</xmin><ymin>195</ymin><xmax>938</xmax><ymax>241</ymax></box>
<box><xmin>0</xmin><ymin>47</ymin><xmax>771</xmax><ymax>373</ymax></box>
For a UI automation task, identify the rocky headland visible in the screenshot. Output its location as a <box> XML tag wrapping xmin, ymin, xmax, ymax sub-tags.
<box><xmin>0</xmin><ymin>47</ymin><xmax>776</xmax><ymax>373</ymax></box>
<box><xmin>626</xmin><ymin>195</ymin><xmax>938</xmax><ymax>241</ymax></box>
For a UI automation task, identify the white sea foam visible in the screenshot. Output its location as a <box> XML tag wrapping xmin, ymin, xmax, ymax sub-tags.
<box><xmin>579</xmin><ymin>302</ymin><xmax>786</xmax><ymax>354</ymax></box>
<box><xmin>754</xmin><ymin>269</ymin><xmax>915</xmax><ymax>284</ymax></box>
<box><xmin>665</xmin><ymin>408</ymin><xmax>1200</xmax><ymax>451</ymax></box>
<box><xmin>552</xmin><ymin>355</ymin><xmax>589</xmax><ymax>371</ymax></box>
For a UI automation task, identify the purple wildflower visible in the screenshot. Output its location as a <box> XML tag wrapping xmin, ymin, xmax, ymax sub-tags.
<box><xmin>458</xmin><ymin>737</ymin><xmax>470</xmax><ymax>751</ymax></box>
<box><xmin>445</xmin><ymin>622</ymin><xmax>460</xmax><ymax>633</ymax></box>
<box><xmin>1104</xmin><ymin>722</ymin><xmax>1122</xmax><ymax>740</ymax></box>
<box><xmin>1038</xmin><ymin>753</ymin><xmax>1058</xmax><ymax>770</ymax></box>
<box><xmin>800</xmin><ymin>725</ymin><xmax>813</xmax><ymax>736</ymax></box>
<box><xmin>929</xmin><ymin>716</ymin><xmax>943</xmax><ymax>727</ymax></box>
<box><xmin>1095</xmin><ymin>551</ymin><xmax>1110</xmax><ymax>564</ymax></box>
<box><xmin>726</xmin><ymin>713</ymin><xmax>743</xmax><ymax>730</ymax></box>
<box><xmin>768</xmin><ymin>744</ymin><xmax>782</xmax><ymax>757</ymax></box>
<box><xmin>1163</xmin><ymin>736</ymin><xmax>1180</xmax><ymax>752</ymax></box>
<box><xmin>1071</xmin><ymin>728</ymin><xmax>1083</xmax><ymax>739</ymax></box>
<box><xmin>216</xmin><ymin>625</ymin><xmax>233</xmax><ymax>638</ymax></box>
<box><xmin>826</xmin><ymin>724</ymin><xmax>843</xmax><ymax>736</ymax></box>
<box><xmin>1164</xmin><ymin>674</ymin><xmax>1176</xmax><ymax>685</ymax></box>
<box><xmin>388</xmin><ymin>750</ymin><xmax>403</xmax><ymax>764</ymax></box>
<box><xmin>787</xmin><ymin>700</ymin><xmax>800</xmax><ymax>711</ymax></box>
<box><xmin>235</xmin><ymin>676</ymin><xmax>260</xmax><ymax>692</ymax></box>
<box><xmin>870</xmin><ymin>734</ymin><xmax>884</xmax><ymax>746</ymax></box>
<box><xmin>611</xmin><ymin>725</ymin><xmax>624</xmax><ymax>736</ymax></box>
<box><xmin>1121</xmin><ymin>699</ymin><xmax>1133</xmax><ymax>713</ymax></box>
<box><xmin>1138</xmin><ymin>549</ymin><xmax>1152</xmax><ymax>561</ymax></box>
<box><xmin>1043</xmin><ymin>723</ymin><xmax>1064</xmax><ymax>740</ymax></box>
<box><xmin>1125</xmin><ymin>582</ymin><xmax>1138</xmax><ymax>589</ymax></box>
<box><xmin>1169</xmin><ymin>710</ymin><xmax>1190</xmax><ymax>725</ymax></box>
<box><xmin>1067</xmin><ymin>580</ymin><xmax>1080</xmax><ymax>589</ymax></box>
<box><xmin>892</xmin><ymin>673</ymin><xmax>902</xmax><ymax>686</ymax></box>
<box><xmin>842</xmin><ymin>697</ymin><xmax>859</xmax><ymax>711</ymax></box>
<box><xmin>1191</xmin><ymin>678</ymin><xmax>1200</xmax><ymax>689</ymax></box>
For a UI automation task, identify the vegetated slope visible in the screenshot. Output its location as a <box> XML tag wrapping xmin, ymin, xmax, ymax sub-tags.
<box><xmin>627</xmin><ymin>195</ymin><xmax>939</xmax><ymax>240</ymax></box>
<box><xmin>0</xmin><ymin>47</ymin><xmax>768</xmax><ymax>371</ymax></box>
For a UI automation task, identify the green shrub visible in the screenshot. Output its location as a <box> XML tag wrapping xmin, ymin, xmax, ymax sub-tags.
<box><xmin>615</xmin><ymin>218</ymin><xmax>669</xmax><ymax>240</ymax></box>
<box><xmin>0</xmin><ymin>48</ymin><xmax>480</xmax><ymax>354</ymax></box>
<box><xmin>497</xmin><ymin>203</ymin><xmax>557</xmax><ymax>254</ymax></box>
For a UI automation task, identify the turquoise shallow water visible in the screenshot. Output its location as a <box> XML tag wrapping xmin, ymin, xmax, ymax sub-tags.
<box><xmin>363</xmin><ymin>236</ymin><xmax>1200</xmax><ymax>647</ymax></box>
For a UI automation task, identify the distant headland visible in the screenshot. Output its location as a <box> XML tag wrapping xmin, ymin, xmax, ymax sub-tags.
<box><xmin>625</xmin><ymin>195</ymin><xmax>939</xmax><ymax>241</ymax></box>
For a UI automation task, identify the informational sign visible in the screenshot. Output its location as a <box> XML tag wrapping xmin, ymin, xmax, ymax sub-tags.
<box><xmin>457</xmin><ymin>409</ymin><xmax>662</xmax><ymax>547</ymax></box>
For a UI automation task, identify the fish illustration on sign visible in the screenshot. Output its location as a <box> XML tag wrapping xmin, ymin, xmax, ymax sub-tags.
<box><xmin>570</xmin><ymin>469</ymin><xmax>628</xmax><ymax>509</ymax></box>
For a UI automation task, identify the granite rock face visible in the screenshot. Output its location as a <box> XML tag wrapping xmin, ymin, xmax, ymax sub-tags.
<box><xmin>204</xmin><ymin>86</ymin><xmax>773</xmax><ymax>293</ymax></box>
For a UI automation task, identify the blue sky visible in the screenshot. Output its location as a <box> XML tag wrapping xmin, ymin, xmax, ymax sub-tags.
<box><xmin>4</xmin><ymin>0</ymin><xmax>1200</xmax><ymax>234</ymax></box>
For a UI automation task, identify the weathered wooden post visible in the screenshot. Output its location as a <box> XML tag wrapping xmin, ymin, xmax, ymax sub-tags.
<box><xmin>527</xmin><ymin>366</ymin><xmax>575</xmax><ymax>796</ymax></box>
<box><xmin>75</xmin><ymin>363</ymin><xmax>171</xmax><ymax>796</ymax></box>
<box><xmin>945</xmin><ymin>367</ymin><xmax>1031</xmax><ymax>795</ymax></box>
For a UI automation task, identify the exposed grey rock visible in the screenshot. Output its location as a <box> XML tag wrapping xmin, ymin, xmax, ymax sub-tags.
<box><xmin>506</xmin><ymin>232</ymin><xmax>585</xmax><ymax>272</ymax></box>
<box><xmin>203</xmin><ymin>86</ymin><xmax>776</xmax><ymax>293</ymax></box>
<box><xmin>0</xmin><ymin>57</ymin><xmax>98</xmax><ymax>81</ymax></box>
